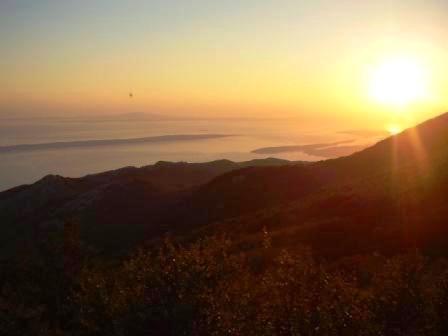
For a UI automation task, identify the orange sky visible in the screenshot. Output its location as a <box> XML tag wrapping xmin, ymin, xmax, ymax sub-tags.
<box><xmin>1</xmin><ymin>1</ymin><xmax>447</xmax><ymax>130</ymax></box>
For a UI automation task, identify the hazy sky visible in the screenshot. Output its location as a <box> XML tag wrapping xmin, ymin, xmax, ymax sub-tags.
<box><xmin>1</xmin><ymin>0</ymin><xmax>447</xmax><ymax>127</ymax></box>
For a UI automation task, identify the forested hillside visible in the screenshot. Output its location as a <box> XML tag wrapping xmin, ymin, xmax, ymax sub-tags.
<box><xmin>2</xmin><ymin>113</ymin><xmax>448</xmax><ymax>335</ymax></box>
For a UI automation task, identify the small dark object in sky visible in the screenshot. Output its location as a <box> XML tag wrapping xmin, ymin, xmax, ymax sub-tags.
<box><xmin>129</xmin><ymin>92</ymin><xmax>133</xmax><ymax>98</ymax></box>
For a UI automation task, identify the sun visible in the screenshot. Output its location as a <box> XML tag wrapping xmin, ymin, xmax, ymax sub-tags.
<box><xmin>368</xmin><ymin>56</ymin><xmax>429</xmax><ymax>108</ymax></box>
<box><xmin>387</xmin><ymin>124</ymin><xmax>403</xmax><ymax>135</ymax></box>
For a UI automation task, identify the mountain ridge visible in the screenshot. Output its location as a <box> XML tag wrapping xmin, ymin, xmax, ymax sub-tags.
<box><xmin>1</xmin><ymin>112</ymin><xmax>448</xmax><ymax>257</ymax></box>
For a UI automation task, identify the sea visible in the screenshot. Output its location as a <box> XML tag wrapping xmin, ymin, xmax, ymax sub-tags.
<box><xmin>0</xmin><ymin>116</ymin><xmax>381</xmax><ymax>191</ymax></box>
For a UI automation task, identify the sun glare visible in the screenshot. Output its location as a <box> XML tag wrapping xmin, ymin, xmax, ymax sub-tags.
<box><xmin>368</xmin><ymin>56</ymin><xmax>429</xmax><ymax>108</ymax></box>
<box><xmin>387</xmin><ymin>124</ymin><xmax>403</xmax><ymax>135</ymax></box>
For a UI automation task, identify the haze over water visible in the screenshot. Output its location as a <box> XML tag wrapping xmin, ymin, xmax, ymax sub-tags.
<box><xmin>1</xmin><ymin>1</ymin><xmax>447</xmax><ymax>190</ymax></box>
<box><xmin>0</xmin><ymin>115</ymin><xmax>383</xmax><ymax>191</ymax></box>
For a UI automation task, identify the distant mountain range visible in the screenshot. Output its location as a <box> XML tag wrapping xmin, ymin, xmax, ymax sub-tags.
<box><xmin>1</xmin><ymin>112</ymin><xmax>448</xmax><ymax>258</ymax></box>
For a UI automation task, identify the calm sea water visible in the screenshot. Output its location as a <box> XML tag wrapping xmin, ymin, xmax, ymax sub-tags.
<box><xmin>0</xmin><ymin>117</ymin><xmax>373</xmax><ymax>191</ymax></box>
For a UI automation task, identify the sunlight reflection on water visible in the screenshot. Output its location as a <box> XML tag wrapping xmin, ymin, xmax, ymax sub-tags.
<box><xmin>0</xmin><ymin>118</ymin><xmax>381</xmax><ymax>190</ymax></box>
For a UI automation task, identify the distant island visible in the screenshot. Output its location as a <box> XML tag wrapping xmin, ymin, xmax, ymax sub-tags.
<box><xmin>0</xmin><ymin>134</ymin><xmax>235</xmax><ymax>153</ymax></box>
<box><xmin>252</xmin><ymin>139</ymin><xmax>367</xmax><ymax>158</ymax></box>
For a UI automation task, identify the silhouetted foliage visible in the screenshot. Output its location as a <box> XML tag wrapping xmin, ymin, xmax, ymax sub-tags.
<box><xmin>2</xmin><ymin>229</ymin><xmax>448</xmax><ymax>336</ymax></box>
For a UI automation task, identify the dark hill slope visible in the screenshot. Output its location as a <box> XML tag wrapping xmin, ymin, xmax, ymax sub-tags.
<box><xmin>2</xmin><ymin>113</ymin><xmax>448</xmax><ymax>257</ymax></box>
<box><xmin>190</xmin><ymin>113</ymin><xmax>448</xmax><ymax>224</ymax></box>
<box><xmin>313</xmin><ymin>112</ymin><xmax>448</xmax><ymax>183</ymax></box>
<box><xmin>0</xmin><ymin>158</ymin><xmax>299</xmax><ymax>255</ymax></box>
<box><xmin>188</xmin><ymin>113</ymin><xmax>448</xmax><ymax>256</ymax></box>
